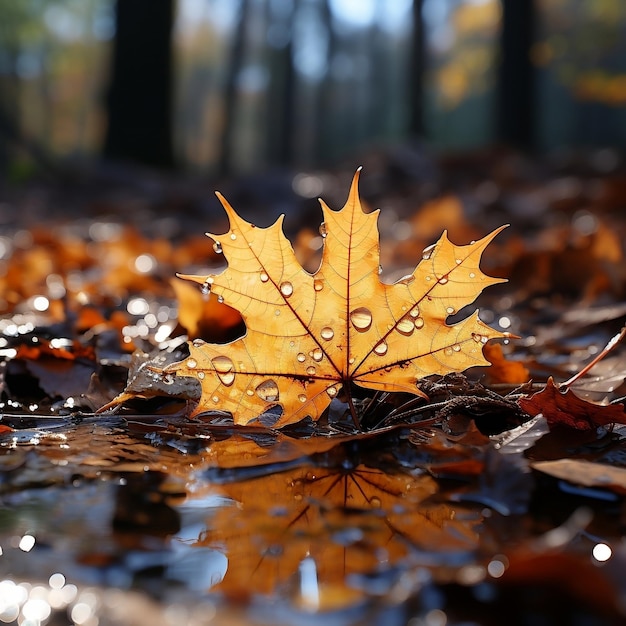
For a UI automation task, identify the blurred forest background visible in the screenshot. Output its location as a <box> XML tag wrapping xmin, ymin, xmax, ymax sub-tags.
<box><xmin>1</xmin><ymin>0</ymin><xmax>626</xmax><ymax>182</ymax></box>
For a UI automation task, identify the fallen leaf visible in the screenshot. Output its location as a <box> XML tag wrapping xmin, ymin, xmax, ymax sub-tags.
<box><xmin>483</xmin><ymin>342</ymin><xmax>530</xmax><ymax>385</ymax></box>
<box><xmin>519</xmin><ymin>377</ymin><xmax>626</xmax><ymax>430</ymax></box>
<box><xmin>531</xmin><ymin>458</ymin><xmax>626</xmax><ymax>495</ymax></box>
<box><xmin>166</xmin><ymin>170</ymin><xmax>508</xmax><ymax>428</ymax></box>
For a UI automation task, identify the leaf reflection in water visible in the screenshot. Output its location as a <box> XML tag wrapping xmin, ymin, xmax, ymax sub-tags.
<box><xmin>186</xmin><ymin>456</ymin><xmax>482</xmax><ymax>602</ymax></box>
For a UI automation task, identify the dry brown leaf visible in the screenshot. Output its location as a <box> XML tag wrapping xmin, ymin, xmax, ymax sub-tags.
<box><xmin>519</xmin><ymin>377</ymin><xmax>626</xmax><ymax>430</ymax></box>
<box><xmin>168</xmin><ymin>170</ymin><xmax>508</xmax><ymax>428</ymax></box>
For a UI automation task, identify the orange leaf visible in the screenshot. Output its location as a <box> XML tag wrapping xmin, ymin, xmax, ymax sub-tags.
<box><xmin>166</xmin><ymin>170</ymin><xmax>508</xmax><ymax>428</ymax></box>
<box><xmin>519</xmin><ymin>377</ymin><xmax>626</xmax><ymax>430</ymax></box>
<box><xmin>483</xmin><ymin>342</ymin><xmax>530</xmax><ymax>384</ymax></box>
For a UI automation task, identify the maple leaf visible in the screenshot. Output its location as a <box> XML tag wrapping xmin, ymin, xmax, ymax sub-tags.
<box><xmin>168</xmin><ymin>170</ymin><xmax>508</xmax><ymax>428</ymax></box>
<box><xmin>519</xmin><ymin>377</ymin><xmax>626</xmax><ymax>430</ymax></box>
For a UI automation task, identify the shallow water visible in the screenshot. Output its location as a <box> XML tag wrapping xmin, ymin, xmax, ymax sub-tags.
<box><xmin>1</xmin><ymin>414</ymin><xmax>624</xmax><ymax>625</ymax></box>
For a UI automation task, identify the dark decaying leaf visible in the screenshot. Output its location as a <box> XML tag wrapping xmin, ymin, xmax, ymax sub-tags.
<box><xmin>519</xmin><ymin>377</ymin><xmax>626</xmax><ymax>430</ymax></box>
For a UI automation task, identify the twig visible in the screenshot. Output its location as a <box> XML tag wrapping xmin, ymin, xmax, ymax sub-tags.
<box><xmin>561</xmin><ymin>324</ymin><xmax>626</xmax><ymax>388</ymax></box>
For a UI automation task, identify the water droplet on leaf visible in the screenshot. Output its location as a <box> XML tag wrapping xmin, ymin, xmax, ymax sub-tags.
<box><xmin>256</xmin><ymin>379</ymin><xmax>279</xmax><ymax>402</ymax></box>
<box><xmin>186</xmin><ymin>358</ymin><xmax>197</xmax><ymax>369</ymax></box>
<box><xmin>280</xmin><ymin>281</ymin><xmax>293</xmax><ymax>297</ymax></box>
<box><xmin>397</xmin><ymin>318</ymin><xmax>415</xmax><ymax>335</ymax></box>
<box><xmin>320</xmin><ymin>327</ymin><xmax>334</xmax><ymax>340</ymax></box>
<box><xmin>297</xmin><ymin>353</ymin><xmax>306</xmax><ymax>363</ymax></box>
<box><xmin>374</xmin><ymin>341</ymin><xmax>388</xmax><ymax>356</ymax></box>
<box><xmin>213</xmin><ymin>241</ymin><xmax>223</xmax><ymax>254</ymax></box>
<box><xmin>312</xmin><ymin>348</ymin><xmax>323</xmax><ymax>362</ymax></box>
<box><xmin>298</xmin><ymin>394</ymin><xmax>307</xmax><ymax>403</ymax></box>
<box><xmin>439</xmin><ymin>276</ymin><xmax>449</xmax><ymax>285</ymax></box>
<box><xmin>306</xmin><ymin>366</ymin><xmax>316</xmax><ymax>376</ymax></box>
<box><xmin>350</xmin><ymin>307</ymin><xmax>372</xmax><ymax>331</ymax></box>
<box><xmin>313</xmin><ymin>279</ymin><xmax>324</xmax><ymax>292</ymax></box>
<box><xmin>212</xmin><ymin>355</ymin><xmax>235</xmax><ymax>386</ymax></box>
<box><xmin>422</xmin><ymin>243</ymin><xmax>436</xmax><ymax>260</ymax></box>
<box><xmin>260</xmin><ymin>272</ymin><xmax>269</xmax><ymax>282</ymax></box>
<box><xmin>319</xmin><ymin>222</ymin><xmax>328</xmax><ymax>237</ymax></box>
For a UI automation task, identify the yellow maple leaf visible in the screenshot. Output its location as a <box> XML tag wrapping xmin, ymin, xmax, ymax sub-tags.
<box><xmin>169</xmin><ymin>170</ymin><xmax>508</xmax><ymax>428</ymax></box>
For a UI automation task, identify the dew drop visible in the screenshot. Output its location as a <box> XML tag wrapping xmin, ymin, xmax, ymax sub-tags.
<box><xmin>398</xmin><ymin>274</ymin><xmax>415</xmax><ymax>285</ymax></box>
<box><xmin>256</xmin><ymin>379</ymin><xmax>279</xmax><ymax>402</ymax></box>
<box><xmin>212</xmin><ymin>395</ymin><xmax>220</xmax><ymax>404</ymax></box>
<box><xmin>197</xmin><ymin>371</ymin><xmax>205</xmax><ymax>379</ymax></box>
<box><xmin>274</xmin><ymin>309</ymin><xmax>281</xmax><ymax>316</ymax></box>
<box><xmin>438</xmin><ymin>276</ymin><xmax>449</xmax><ymax>285</ymax></box>
<box><xmin>321</xmin><ymin>327</ymin><xmax>334</xmax><ymax>340</ymax></box>
<box><xmin>446</xmin><ymin>306</ymin><xmax>455</xmax><ymax>314</ymax></box>
<box><xmin>348</xmin><ymin>357</ymin><xmax>355</xmax><ymax>364</ymax></box>
<box><xmin>422</xmin><ymin>243</ymin><xmax>436</xmax><ymax>260</ymax></box>
<box><xmin>469</xmin><ymin>272</ymin><xmax>476</xmax><ymax>279</ymax></box>
<box><xmin>297</xmin><ymin>353</ymin><xmax>306</xmax><ymax>363</ymax></box>
<box><xmin>230</xmin><ymin>232</ymin><xmax>237</xmax><ymax>240</ymax></box>
<box><xmin>350</xmin><ymin>307</ymin><xmax>373</xmax><ymax>331</ymax></box>
<box><xmin>327</xmin><ymin>386</ymin><xmax>338</xmax><ymax>398</ymax></box>
<box><xmin>456</xmin><ymin>258</ymin><xmax>462</xmax><ymax>264</ymax></box>
<box><xmin>370</xmin><ymin>496</ymin><xmax>382</xmax><ymax>508</ymax></box>
<box><xmin>306</xmin><ymin>366</ymin><xmax>316</xmax><ymax>376</ymax></box>
<box><xmin>201</xmin><ymin>282</ymin><xmax>211</xmax><ymax>296</ymax></box>
<box><xmin>246</xmin><ymin>389</ymin><xmax>254</xmax><ymax>396</ymax></box>
<box><xmin>397</xmin><ymin>318</ymin><xmax>415</xmax><ymax>336</ymax></box>
<box><xmin>212</xmin><ymin>355</ymin><xmax>235</xmax><ymax>386</ymax></box>
<box><xmin>453</xmin><ymin>343</ymin><xmax>461</xmax><ymax>352</ymax></box>
<box><xmin>298</xmin><ymin>394</ymin><xmax>307</xmax><ymax>403</ymax></box>
<box><xmin>378</xmin><ymin>265</ymin><xmax>383</xmax><ymax>275</ymax></box>
<box><xmin>186</xmin><ymin>358</ymin><xmax>197</xmax><ymax>369</ymax></box>
<box><xmin>213</xmin><ymin>241</ymin><xmax>223</xmax><ymax>254</ymax></box>
<box><xmin>444</xmin><ymin>347</ymin><xmax>453</xmax><ymax>356</ymax></box>
<box><xmin>472</xmin><ymin>333</ymin><xmax>483</xmax><ymax>343</ymax></box>
<box><xmin>319</xmin><ymin>222</ymin><xmax>328</xmax><ymax>237</ymax></box>
<box><xmin>217</xmin><ymin>295</ymin><xmax>224</xmax><ymax>304</ymax></box>
<box><xmin>374</xmin><ymin>341</ymin><xmax>388</xmax><ymax>356</ymax></box>
<box><xmin>312</xmin><ymin>348</ymin><xmax>323</xmax><ymax>362</ymax></box>
<box><xmin>481</xmin><ymin>335</ymin><xmax>489</xmax><ymax>344</ymax></box>
<box><xmin>425</xmin><ymin>275</ymin><xmax>431</xmax><ymax>281</ymax></box>
<box><xmin>260</xmin><ymin>272</ymin><xmax>269</xmax><ymax>282</ymax></box>
<box><xmin>415</xmin><ymin>317</ymin><xmax>425</xmax><ymax>329</ymax></box>
<box><xmin>280</xmin><ymin>281</ymin><xmax>293</xmax><ymax>297</ymax></box>
<box><xmin>409</xmin><ymin>306</ymin><xmax>419</xmax><ymax>318</ymax></box>
<box><xmin>313</xmin><ymin>279</ymin><xmax>324</xmax><ymax>292</ymax></box>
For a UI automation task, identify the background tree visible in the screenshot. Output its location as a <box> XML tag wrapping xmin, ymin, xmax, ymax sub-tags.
<box><xmin>496</xmin><ymin>0</ymin><xmax>535</xmax><ymax>150</ymax></box>
<box><xmin>103</xmin><ymin>0</ymin><xmax>175</xmax><ymax>168</ymax></box>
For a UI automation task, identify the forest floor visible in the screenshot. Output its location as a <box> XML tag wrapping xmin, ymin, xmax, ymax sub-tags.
<box><xmin>1</xmin><ymin>146</ymin><xmax>626</xmax><ymax>625</ymax></box>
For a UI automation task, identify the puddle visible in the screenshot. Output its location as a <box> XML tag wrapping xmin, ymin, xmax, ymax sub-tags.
<box><xmin>0</xmin><ymin>418</ymin><xmax>624</xmax><ymax>625</ymax></box>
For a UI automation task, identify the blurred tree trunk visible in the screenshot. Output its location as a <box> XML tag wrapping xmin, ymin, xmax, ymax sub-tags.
<box><xmin>264</xmin><ymin>0</ymin><xmax>296</xmax><ymax>168</ymax></box>
<box><xmin>408</xmin><ymin>0</ymin><xmax>424</xmax><ymax>137</ymax></box>
<box><xmin>218</xmin><ymin>0</ymin><xmax>250</xmax><ymax>178</ymax></box>
<box><xmin>496</xmin><ymin>0</ymin><xmax>535</xmax><ymax>149</ymax></box>
<box><xmin>103</xmin><ymin>0</ymin><xmax>174</xmax><ymax>168</ymax></box>
<box><xmin>313</xmin><ymin>0</ymin><xmax>337</xmax><ymax>165</ymax></box>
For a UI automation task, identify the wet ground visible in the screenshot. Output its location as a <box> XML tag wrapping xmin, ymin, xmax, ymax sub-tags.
<box><xmin>1</xmin><ymin>153</ymin><xmax>626</xmax><ymax>624</ymax></box>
